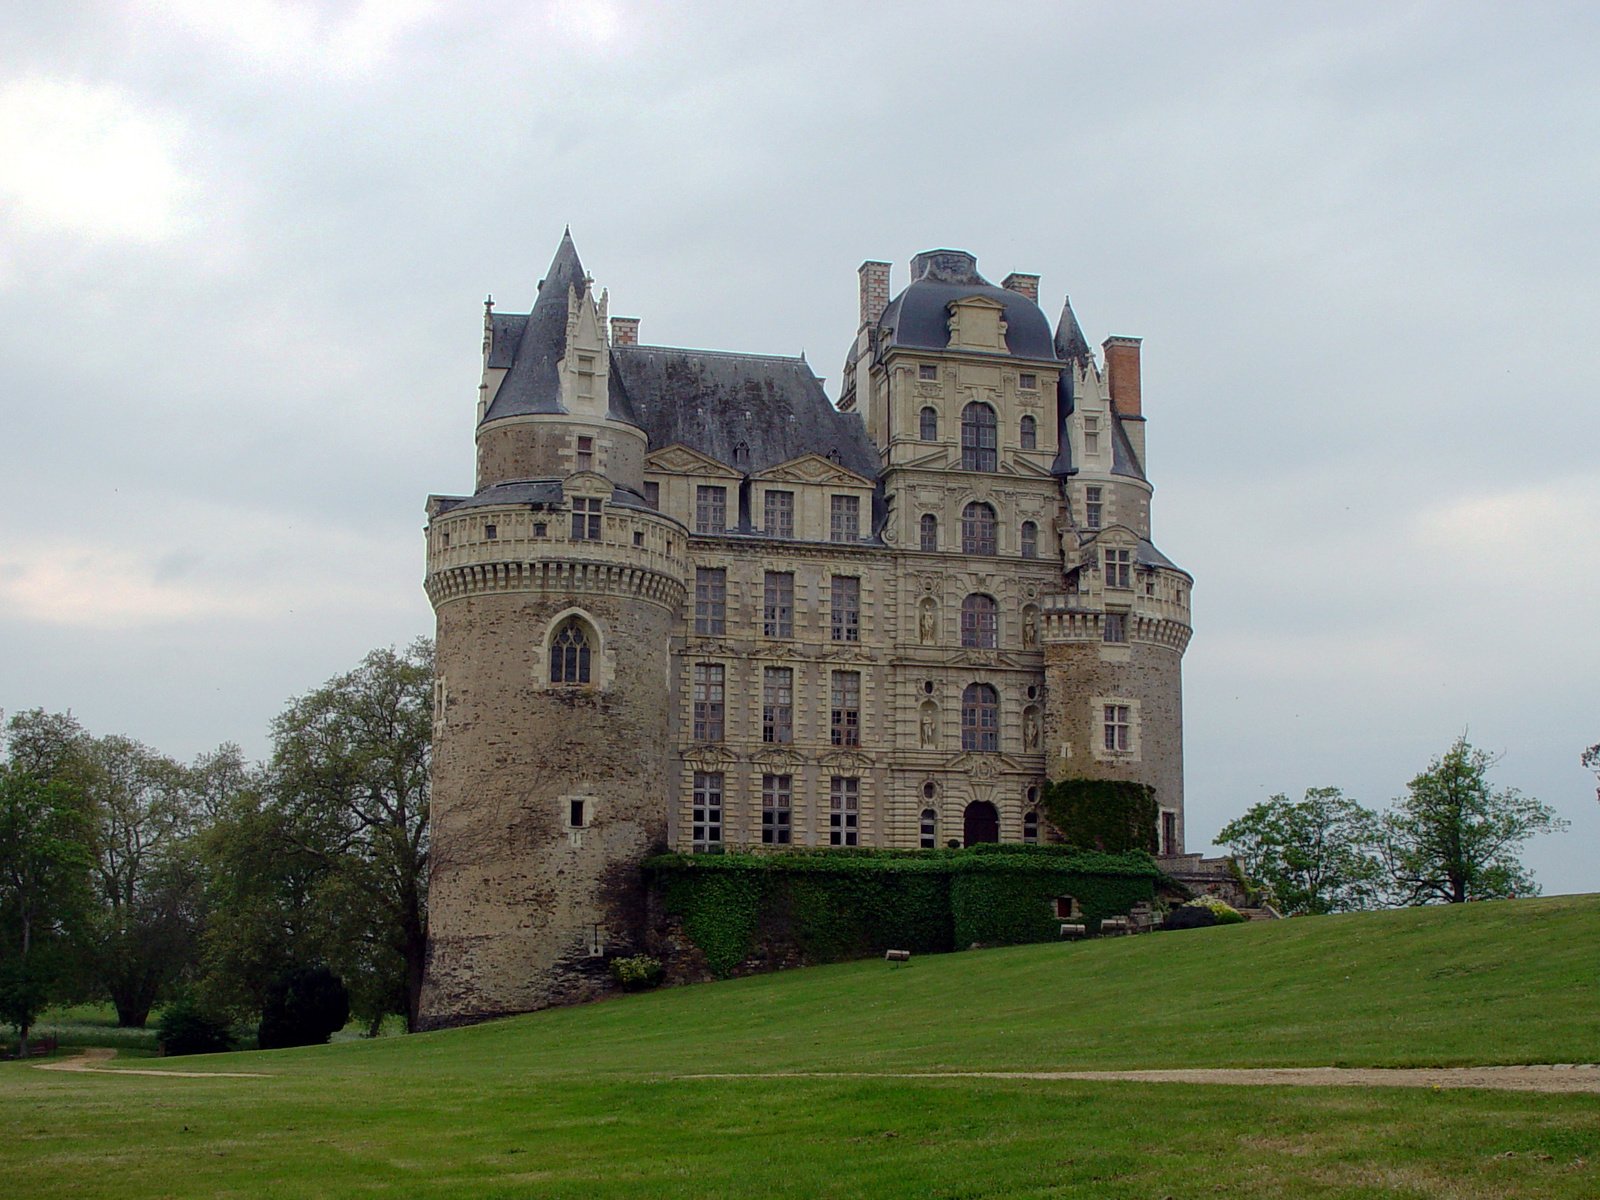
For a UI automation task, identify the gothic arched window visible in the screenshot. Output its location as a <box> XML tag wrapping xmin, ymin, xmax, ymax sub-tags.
<box><xmin>961</xmin><ymin>683</ymin><xmax>999</xmax><ymax>752</ymax></box>
<box><xmin>919</xmin><ymin>513</ymin><xmax>938</xmax><ymax>552</ymax></box>
<box><xmin>959</xmin><ymin>594</ymin><xmax>998</xmax><ymax>649</ymax></box>
<box><xmin>549</xmin><ymin>618</ymin><xmax>592</xmax><ymax>684</ymax></box>
<box><xmin>961</xmin><ymin>403</ymin><xmax>997</xmax><ymax>471</ymax></box>
<box><xmin>919</xmin><ymin>407</ymin><xmax>938</xmax><ymax>441</ymax></box>
<box><xmin>961</xmin><ymin>502</ymin><xmax>997</xmax><ymax>555</ymax></box>
<box><xmin>1020</xmin><ymin>414</ymin><xmax>1037</xmax><ymax>450</ymax></box>
<box><xmin>1020</xmin><ymin>520</ymin><xmax>1038</xmax><ymax>559</ymax></box>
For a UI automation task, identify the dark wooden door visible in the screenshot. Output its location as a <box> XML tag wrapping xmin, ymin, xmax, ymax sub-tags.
<box><xmin>963</xmin><ymin>801</ymin><xmax>999</xmax><ymax>846</ymax></box>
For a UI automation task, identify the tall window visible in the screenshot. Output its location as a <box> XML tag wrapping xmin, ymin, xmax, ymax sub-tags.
<box><xmin>830</xmin><ymin>671</ymin><xmax>860</xmax><ymax>747</ymax></box>
<box><xmin>548</xmin><ymin>618</ymin><xmax>591</xmax><ymax>684</ymax></box>
<box><xmin>762</xmin><ymin>775</ymin><xmax>792</xmax><ymax>845</ymax></box>
<box><xmin>764</xmin><ymin>490</ymin><xmax>794</xmax><ymax>538</ymax></box>
<box><xmin>959</xmin><ymin>594</ymin><xmax>998</xmax><ymax>648</ymax></box>
<box><xmin>695</xmin><ymin>485</ymin><xmax>726</xmax><ymax>534</ymax></box>
<box><xmin>919</xmin><ymin>407</ymin><xmax>938</xmax><ymax>440</ymax></box>
<box><xmin>919</xmin><ymin>513</ymin><xmax>938</xmax><ymax>552</ymax></box>
<box><xmin>571</xmin><ymin>497</ymin><xmax>602</xmax><ymax>540</ymax></box>
<box><xmin>1023</xmin><ymin>810</ymin><xmax>1040</xmax><ymax>844</ymax></box>
<box><xmin>762</xmin><ymin>667</ymin><xmax>793</xmax><ymax>745</ymax></box>
<box><xmin>1161</xmin><ymin>810</ymin><xmax>1177</xmax><ymax>856</ymax></box>
<box><xmin>1084</xmin><ymin>416</ymin><xmax>1100</xmax><ymax>457</ymax></box>
<box><xmin>830</xmin><ymin>777</ymin><xmax>859</xmax><ymax>846</ymax></box>
<box><xmin>1020</xmin><ymin>415</ymin><xmax>1036</xmax><ymax>450</ymax></box>
<box><xmin>693</xmin><ymin>664</ymin><xmax>725</xmax><ymax>742</ymax></box>
<box><xmin>1021</xmin><ymin>521</ymin><xmax>1038</xmax><ymax>559</ymax></box>
<box><xmin>830</xmin><ymin>495</ymin><xmax>860</xmax><ymax>543</ymax></box>
<box><xmin>919</xmin><ymin>808</ymin><xmax>937</xmax><ymax>849</ymax></box>
<box><xmin>576</xmin><ymin>435</ymin><xmax>594</xmax><ymax>471</ymax></box>
<box><xmin>1103</xmin><ymin>704</ymin><xmax>1131</xmax><ymax>752</ymax></box>
<box><xmin>961</xmin><ymin>402</ymin><xmax>997</xmax><ymax>471</ymax></box>
<box><xmin>692</xmin><ymin>772</ymin><xmax>722</xmax><ymax>851</ymax></box>
<box><xmin>694</xmin><ymin>568</ymin><xmax>726</xmax><ymax>635</ymax></box>
<box><xmin>1085</xmin><ymin>485</ymin><xmax>1102</xmax><ymax>530</ymax></box>
<box><xmin>1104</xmin><ymin>548</ymin><xmax>1132</xmax><ymax>589</ymax></box>
<box><xmin>961</xmin><ymin>684</ymin><xmax>999</xmax><ymax>752</ymax></box>
<box><xmin>961</xmin><ymin>502</ymin><xmax>997</xmax><ymax>554</ymax></box>
<box><xmin>643</xmin><ymin>481</ymin><xmax>659</xmax><ymax>510</ymax></box>
<box><xmin>763</xmin><ymin>571</ymin><xmax>794</xmax><ymax>638</ymax></box>
<box><xmin>830</xmin><ymin>576</ymin><xmax>860</xmax><ymax>642</ymax></box>
<box><xmin>1103</xmin><ymin>612</ymin><xmax>1127</xmax><ymax>643</ymax></box>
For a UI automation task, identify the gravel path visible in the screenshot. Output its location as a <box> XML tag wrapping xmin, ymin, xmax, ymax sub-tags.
<box><xmin>31</xmin><ymin>1047</ymin><xmax>270</xmax><ymax>1079</ymax></box>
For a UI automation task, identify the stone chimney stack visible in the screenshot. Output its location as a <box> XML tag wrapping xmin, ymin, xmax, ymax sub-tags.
<box><xmin>1103</xmin><ymin>336</ymin><xmax>1143</xmax><ymax>418</ymax></box>
<box><xmin>1001</xmin><ymin>272</ymin><xmax>1040</xmax><ymax>303</ymax></box>
<box><xmin>610</xmin><ymin>316</ymin><xmax>640</xmax><ymax>346</ymax></box>
<box><xmin>858</xmin><ymin>260</ymin><xmax>891</xmax><ymax>327</ymax></box>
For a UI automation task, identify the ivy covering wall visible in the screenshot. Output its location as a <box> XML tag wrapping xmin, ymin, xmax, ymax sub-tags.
<box><xmin>1039</xmin><ymin>778</ymin><xmax>1160</xmax><ymax>854</ymax></box>
<box><xmin>648</xmin><ymin>845</ymin><xmax>1162</xmax><ymax>977</ymax></box>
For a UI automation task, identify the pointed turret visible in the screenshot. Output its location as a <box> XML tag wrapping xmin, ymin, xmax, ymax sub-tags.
<box><xmin>1053</xmin><ymin>297</ymin><xmax>1092</xmax><ymax>366</ymax></box>
<box><xmin>1050</xmin><ymin>298</ymin><xmax>1092</xmax><ymax>478</ymax></box>
<box><xmin>482</xmin><ymin>230</ymin><xmax>591</xmax><ymax>423</ymax></box>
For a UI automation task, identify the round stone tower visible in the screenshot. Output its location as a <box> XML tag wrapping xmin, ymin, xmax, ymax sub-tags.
<box><xmin>418</xmin><ymin>233</ymin><xmax>687</xmax><ymax>1028</ymax></box>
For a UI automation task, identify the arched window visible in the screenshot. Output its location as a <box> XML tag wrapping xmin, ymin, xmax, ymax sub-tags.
<box><xmin>961</xmin><ymin>403</ymin><xmax>997</xmax><ymax>471</ymax></box>
<box><xmin>920</xmin><ymin>807</ymin><xmax>937</xmax><ymax>849</ymax></box>
<box><xmin>1023</xmin><ymin>810</ymin><xmax>1040</xmax><ymax>844</ymax></box>
<box><xmin>1020</xmin><ymin>520</ymin><xmax>1038</xmax><ymax>559</ymax></box>
<box><xmin>549</xmin><ymin>618</ymin><xmax>592</xmax><ymax>684</ymax></box>
<box><xmin>1019</xmin><ymin>415</ymin><xmax>1037</xmax><ymax>450</ymax></box>
<box><xmin>919</xmin><ymin>407</ymin><xmax>938</xmax><ymax>440</ymax></box>
<box><xmin>959</xmin><ymin>594</ymin><xmax>998</xmax><ymax>648</ymax></box>
<box><xmin>919</xmin><ymin>513</ymin><xmax>938</xmax><ymax>552</ymax></box>
<box><xmin>961</xmin><ymin>502</ymin><xmax>997</xmax><ymax>554</ymax></box>
<box><xmin>961</xmin><ymin>683</ymin><xmax>999</xmax><ymax>752</ymax></box>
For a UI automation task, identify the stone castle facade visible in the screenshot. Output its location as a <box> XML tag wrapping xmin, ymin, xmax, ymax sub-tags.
<box><xmin>417</xmin><ymin>232</ymin><xmax>1193</xmax><ymax>1027</ymax></box>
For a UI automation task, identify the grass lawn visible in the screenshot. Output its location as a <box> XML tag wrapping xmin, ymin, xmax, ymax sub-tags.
<box><xmin>3</xmin><ymin>895</ymin><xmax>1596</xmax><ymax>1198</ymax></box>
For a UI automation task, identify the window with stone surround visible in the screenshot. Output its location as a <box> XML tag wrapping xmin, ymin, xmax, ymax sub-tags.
<box><xmin>1161</xmin><ymin>810</ymin><xmax>1177</xmax><ymax>855</ymax></box>
<box><xmin>1020</xmin><ymin>415</ymin><xmax>1037</xmax><ymax>450</ymax></box>
<box><xmin>692</xmin><ymin>771</ymin><xmax>722</xmax><ymax>851</ymax></box>
<box><xmin>920</xmin><ymin>513</ymin><xmax>938</xmax><ymax>552</ymax></box>
<box><xmin>1103</xmin><ymin>612</ymin><xmax>1128</xmax><ymax>643</ymax></box>
<box><xmin>961</xmin><ymin>403</ymin><xmax>998</xmax><ymax>471</ymax></box>
<box><xmin>763</xmin><ymin>571</ymin><xmax>793</xmax><ymax>638</ymax></box>
<box><xmin>1084</xmin><ymin>416</ymin><xmax>1100</xmax><ymax>457</ymax></box>
<box><xmin>919</xmin><ymin>363</ymin><xmax>938</xmax><ymax>381</ymax></box>
<box><xmin>919</xmin><ymin>406</ymin><xmax>938</xmax><ymax>440</ymax></box>
<box><xmin>1020</xmin><ymin>521</ymin><xmax>1038</xmax><ymax>559</ymax></box>
<box><xmin>830</xmin><ymin>576</ymin><xmax>860</xmax><ymax>642</ymax></box>
<box><xmin>920</xmin><ymin>807</ymin><xmax>937</xmax><ymax>849</ymax></box>
<box><xmin>764</xmin><ymin>490</ymin><xmax>794</xmax><ymax>538</ymax></box>
<box><xmin>762</xmin><ymin>667</ymin><xmax>793</xmax><ymax>745</ymax></box>
<box><xmin>1103</xmin><ymin>703</ymin><xmax>1132</xmax><ymax>752</ymax></box>
<box><xmin>829</xmin><ymin>777</ymin><xmax>859</xmax><ymax>846</ymax></box>
<box><xmin>571</xmin><ymin>497</ymin><xmax>602</xmax><ymax>540</ymax></box>
<box><xmin>1104</xmin><ymin>547</ymin><xmax>1132</xmax><ymax>589</ymax></box>
<box><xmin>1019</xmin><ymin>372</ymin><xmax>1037</xmax><ymax>391</ymax></box>
<box><xmin>830</xmin><ymin>494</ymin><xmax>860</xmax><ymax>543</ymax></box>
<box><xmin>961</xmin><ymin>683</ymin><xmax>999</xmax><ymax>752</ymax></box>
<box><xmin>1023</xmin><ymin>810</ymin><xmax>1040</xmax><ymax>843</ymax></box>
<box><xmin>694</xmin><ymin>568</ymin><xmax>726</xmax><ymax>635</ymax></box>
<box><xmin>548</xmin><ymin>618</ymin><xmax>592</xmax><ymax>685</ymax></box>
<box><xmin>962</xmin><ymin>502</ymin><xmax>997</xmax><ymax>555</ymax></box>
<box><xmin>830</xmin><ymin>671</ymin><xmax>860</xmax><ymax>747</ymax></box>
<box><xmin>959</xmin><ymin>594</ymin><xmax>997</xmax><ymax>649</ymax></box>
<box><xmin>693</xmin><ymin>663</ymin><xmax>725</xmax><ymax>742</ymax></box>
<box><xmin>1085</xmin><ymin>485</ymin><xmax>1102</xmax><ymax>530</ymax></box>
<box><xmin>576</xmin><ymin>435</ymin><xmax>594</xmax><ymax>472</ymax></box>
<box><xmin>644</xmin><ymin>481</ymin><xmax>659</xmax><ymax>510</ymax></box>
<box><xmin>695</xmin><ymin>485</ymin><xmax>726</xmax><ymax>534</ymax></box>
<box><xmin>762</xmin><ymin>775</ymin><xmax>792</xmax><ymax>845</ymax></box>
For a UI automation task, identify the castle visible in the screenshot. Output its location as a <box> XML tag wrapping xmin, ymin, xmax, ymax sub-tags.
<box><xmin>417</xmin><ymin>232</ymin><xmax>1193</xmax><ymax>1027</ymax></box>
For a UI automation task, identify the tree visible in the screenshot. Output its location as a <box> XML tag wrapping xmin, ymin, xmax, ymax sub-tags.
<box><xmin>1216</xmin><ymin>788</ymin><xmax>1384</xmax><ymax>915</ymax></box>
<box><xmin>1582</xmin><ymin>743</ymin><xmax>1599</xmax><ymax>804</ymax></box>
<box><xmin>1382</xmin><ymin>736</ymin><xmax>1567</xmax><ymax>904</ymax></box>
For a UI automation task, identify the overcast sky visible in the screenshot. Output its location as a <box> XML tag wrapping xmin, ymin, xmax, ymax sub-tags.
<box><xmin>2</xmin><ymin>1</ymin><xmax>1595</xmax><ymax>894</ymax></box>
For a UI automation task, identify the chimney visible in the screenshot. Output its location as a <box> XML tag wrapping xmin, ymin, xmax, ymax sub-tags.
<box><xmin>1001</xmin><ymin>272</ymin><xmax>1040</xmax><ymax>303</ymax></box>
<box><xmin>610</xmin><ymin>316</ymin><xmax>640</xmax><ymax>346</ymax></box>
<box><xmin>1102</xmin><ymin>336</ymin><xmax>1143</xmax><ymax>418</ymax></box>
<box><xmin>858</xmin><ymin>260</ymin><xmax>891</xmax><ymax>327</ymax></box>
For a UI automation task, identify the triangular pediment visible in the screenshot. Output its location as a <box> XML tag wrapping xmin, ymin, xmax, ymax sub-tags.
<box><xmin>647</xmin><ymin>443</ymin><xmax>742</xmax><ymax>479</ymax></box>
<box><xmin>682</xmin><ymin>745</ymin><xmax>739</xmax><ymax>769</ymax></box>
<box><xmin>751</xmin><ymin>747</ymin><xmax>805</xmax><ymax>771</ymax></box>
<box><xmin>819</xmin><ymin>749</ymin><xmax>874</xmax><ymax>771</ymax></box>
<box><xmin>753</xmin><ymin>453</ymin><xmax>873</xmax><ymax>488</ymax></box>
<box><xmin>942</xmin><ymin>751</ymin><xmax>1028</xmax><ymax>776</ymax></box>
<box><xmin>947</xmin><ymin>294</ymin><xmax>1007</xmax><ymax>313</ymax></box>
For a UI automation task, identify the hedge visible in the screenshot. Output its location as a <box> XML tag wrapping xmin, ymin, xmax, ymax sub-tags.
<box><xmin>1039</xmin><ymin>778</ymin><xmax>1160</xmax><ymax>853</ymax></box>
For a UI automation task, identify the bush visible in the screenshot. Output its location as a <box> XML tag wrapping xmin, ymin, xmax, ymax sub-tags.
<box><xmin>608</xmin><ymin>955</ymin><xmax>664</xmax><ymax>992</ymax></box>
<box><xmin>156</xmin><ymin>996</ymin><xmax>234</xmax><ymax>1057</ymax></box>
<box><xmin>257</xmin><ymin>965</ymin><xmax>350</xmax><ymax>1050</ymax></box>
<box><xmin>1164</xmin><ymin>896</ymin><xmax>1245</xmax><ymax>931</ymax></box>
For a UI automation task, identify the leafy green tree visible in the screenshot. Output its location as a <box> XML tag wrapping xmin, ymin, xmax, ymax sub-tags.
<box><xmin>1582</xmin><ymin>743</ymin><xmax>1599</xmax><ymax>804</ymax></box>
<box><xmin>1382</xmin><ymin>737</ymin><xmax>1567</xmax><ymax>904</ymax></box>
<box><xmin>1216</xmin><ymin>788</ymin><xmax>1384</xmax><ymax>915</ymax></box>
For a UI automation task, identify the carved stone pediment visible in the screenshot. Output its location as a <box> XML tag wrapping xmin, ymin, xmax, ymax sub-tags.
<box><xmin>682</xmin><ymin>744</ymin><xmax>739</xmax><ymax>769</ymax></box>
<box><xmin>753</xmin><ymin>453</ymin><xmax>873</xmax><ymax>488</ymax></box>
<box><xmin>751</xmin><ymin>747</ymin><xmax>805</xmax><ymax>771</ymax></box>
<box><xmin>943</xmin><ymin>751</ymin><xmax>1027</xmax><ymax>775</ymax></box>
<box><xmin>647</xmin><ymin>443</ymin><xmax>741</xmax><ymax>478</ymax></box>
<box><xmin>820</xmin><ymin>749</ymin><xmax>875</xmax><ymax>771</ymax></box>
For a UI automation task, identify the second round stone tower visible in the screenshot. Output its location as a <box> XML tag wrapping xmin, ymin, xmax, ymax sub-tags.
<box><xmin>417</xmin><ymin>233</ymin><xmax>686</xmax><ymax>1027</ymax></box>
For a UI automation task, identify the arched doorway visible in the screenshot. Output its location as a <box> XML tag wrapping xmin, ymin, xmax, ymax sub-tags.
<box><xmin>963</xmin><ymin>801</ymin><xmax>999</xmax><ymax>846</ymax></box>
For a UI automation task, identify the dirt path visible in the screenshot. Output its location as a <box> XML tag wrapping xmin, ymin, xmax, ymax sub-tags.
<box><xmin>31</xmin><ymin>1047</ymin><xmax>270</xmax><ymax>1079</ymax></box>
<box><xmin>682</xmin><ymin>1066</ymin><xmax>1600</xmax><ymax>1094</ymax></box>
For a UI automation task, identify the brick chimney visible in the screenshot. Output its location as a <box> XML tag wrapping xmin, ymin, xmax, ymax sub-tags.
<box><xmin>858</xmin><ymin>260</ymin><xmax>891</xmax><ymax>327</ymax></box>
<box><xmin>610</xmin><ymin>316</ymin><xmax>640</xmax><ymax>346</ymax></box>
<box><xmin>1001</xmin><ymin>272</ymin><xmax>1040</xmax><ymax>303</ymax></box>
<box><xmin>1102</xmin><ymin>336</ymin><xmax>1143</xmax><ymax>418</ymax></box>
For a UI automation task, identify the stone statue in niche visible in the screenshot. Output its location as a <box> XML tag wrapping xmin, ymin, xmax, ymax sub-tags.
<box><xmin>1022</xmin><ymin>609</ymin><xmax>1038</xmax><ymax>649</ymax></box>
<box><xmin>919</xmin><ymin>599</ymin><xmax>936</xmax><ymax>645</ymax></box>
<box><xmin>919</xmin><ymin>702</ymin><xmax>938</xmax><ymax>748</ymax></box>
<box><xmin>1024</xmin><ymin>708</ymin><xmax>1040</xmax><ymax>751</ymax></box>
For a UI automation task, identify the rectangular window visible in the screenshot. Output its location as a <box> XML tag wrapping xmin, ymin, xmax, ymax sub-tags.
<box><xmin>577</xmin><ymin>354</ymin><xmax>595</xmax><ymax>398</ymax></box>
<box><xmin>692</xmin><ymin>771</ymin><xmax>723</xmax><ymax>850</ymax></box>
<box><xmin>829</xmin><ymin>777</ymin><xmax>859</xmax><ymax>846</ymax></box>
<box><xmin>1018</xmin><ymin>372</ymin><xmax>1037</xmax><ymax>390</ymax></box>
<box><xmin>570</xmin><ymin>497</ymin><xmax>602</xmax><ymax>540</ymax></box>
<box><xmin>762</xmin><ymin>667</ymin><xmax>793</xmax><ymax>745</ymax></box>
<box><xmin>695</xmin><ymin>485</ymin><xmax>727</xmax><ymax>534</ymax></box>
<box><xmin>1103</xmin><ymin>704</ymin><xmax>1131</xmax><ymax>752</ymax></box>
<box><xmin>830</xmin><ymin>671</ymin><xmax>861</xmax><ymax>747</ymax></box>
<box><xmin>694</xmin><ymin>568</ymin><xmax>726</xmax><ymax>635</ymax></box>
<box><xmin>576</xmin><ymin>435</ymin><xmax>594</xmax><ymax>472</ymax></box>
<box><xmin>644</xmin><ymin>481</ymin><xmax>660</xmax><ymax>511</ymax></box>
<box><xmin>1161</xmin><ymin>811</ymin><xmax>1177</xmax><ymax>856</ymax></box>
<box><xmin>1085</xmin><ymin>485</ymin><xmax>1102</xmax><ymax>530</ymax></box>
<box><xmin>830</xmin><ymin>576</ymin><xmax>860</xmax><ymax>642</ymax></box>
<box><xmin>1084</xmin><ymin>416</ymin><xmax>1100</xmax><ymax>457</ymax></box>
<box><xmin>485</xmin><ymin>523</ymin><xmax>497</xmax><ymax>540</ymax></box>
<box><xmin>693</xmin><ymin>664</ymin><xmax>725</xmax><ymax>742</ymax></box>
<box><xmin>919</xmin><ymin>808</ymin><xmax>937</xmax><ymax>850</ymax></box>
<box><xmin>1104</xmin><ymin>548</ymin><xmax>1132</xmax><ymax>589</ymax></box>
<box><xmin>762</xmin><ymin>571</ymin><xmax>794</xmax><ymax>638</ymax></box>
<box><xmin>764</xmin><ymin>490</ymin><xmax>794</xmax><ymax>538</ymax></box>
<box><xmin>829</xmin><ymin>494</ymin><xmax>860</xmax><ymax>543</ymax></box>
<box><xmin>761</xmin><ymin>775</ymin><xmax>792</xmax><ymax>845</ymax></box>
<box><xmin>919</xmin><ymin>364</ymin><xmax>938</xmax><ymax>381</ymax></box>
<box><xmin>569</xmin><ymin>799</ymin><xmax>585</xmax><ymax>828</ymax></box>
<box><xmin>1103</xmin><ymin>612</ymin><xmax>1127</xmax><ymax>643</ymax></box>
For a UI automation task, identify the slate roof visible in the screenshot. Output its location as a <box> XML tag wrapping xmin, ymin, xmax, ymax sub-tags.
<box><xmin>877</xmin><ymin>249</ymin><xmax>1057</xmax><ymax>361</ymax></box>
<box><xmin>1110</xmin><ymin>413</ymin><xmax>1146</xmax><ymax>481</ymax></box>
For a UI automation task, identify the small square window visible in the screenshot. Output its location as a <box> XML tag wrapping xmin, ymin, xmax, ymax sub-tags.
<box><xmin>1019</xmin><ymin>372</ymin><xmax>1037</xmax><ymax>390</ymax></box>
<box><xmin>533</xmin><ymin>521</ymin><xmax>547</xmax><ymax>537</ymax></box>
<box><xmin>633</xmin><ymin>531</ymin><xmax>645</xmax><ymax>547</ymax></box>
<box><xmin>485</xmin><ymin>523</ymin><xmax>497</xmax><ymax>540</ymax></box>
<box><xmin>919</xmin><ymin>364</ymin><xmax>938</xmax><ymax>381</ymax></box>
<box><xmin>1103</xmin><ymin>613</ymin><xmax>1127</xmax><ymax>643</ymax></box>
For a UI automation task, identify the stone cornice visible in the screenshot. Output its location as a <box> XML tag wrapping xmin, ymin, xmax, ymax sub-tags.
<box><xmin>426</xmin><ymin>559</ymin><xmax>686</xmax><ymax>610</ymax></box>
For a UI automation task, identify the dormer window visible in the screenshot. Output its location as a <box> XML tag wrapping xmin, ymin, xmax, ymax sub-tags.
<box><xmin>577</xmin><ymin>354</ymin><xmax>595</xmax><ymax>398</ymax></box>
<box><xmin>733</xmin><ymin>440</ymin><xmax>750</xmax><ymax>467</ymax></box>
<box><xmin>1084</xmin><ymin>416</ymin><xmax>1101</xmax><ymax>457</ymax></box>
<box><xmin>919</xmin><ymin>364</ymin><xmax>938</xmax><ymax>381</ymax></box>
<box><xmin>571</xmin><ymin>497</ymin><xmax>602</xmax><ymax>540</ymax></box>
<box><xmin>1019</xmin><ymin>372</ymin><xmax>1037</xmax><ymax>391</ymax></box>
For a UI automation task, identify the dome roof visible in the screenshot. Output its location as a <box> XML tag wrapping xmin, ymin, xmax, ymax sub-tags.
<box><xmin>877</xmin><ymin>250</ymin><xmax>1057</xmax><ymax>360</ymax></box>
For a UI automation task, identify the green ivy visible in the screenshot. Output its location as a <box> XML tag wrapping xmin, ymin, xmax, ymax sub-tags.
<box><xmin>1040</xmin><ymin>778</ymin><xmax>1160</xmax><ymax>853</ymax></box>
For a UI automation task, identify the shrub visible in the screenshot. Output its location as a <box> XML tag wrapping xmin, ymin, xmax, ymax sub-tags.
<box><xmin>257</xmin><ymin>965</ymin><xmax>350</xmax><ymax>1050</ymax></box>
<box><xmin>1163</xmin><ymin>904</ymin><xmax>1217</xmax><ymax>931</ymax></box>
<box><xmin>608</xmin><ymin>955</ymin><xmax>664</xmax><ymax>992</ymax></box>
<box><xmin>156</xmin><ymin>996</ymin><xmax>234</xmax><ymax>1057</ymax></box>
<box><xmin>1179</xmin><ymin>896</ymin><xmax>1246</xmax><ymax>926</ymax></box>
